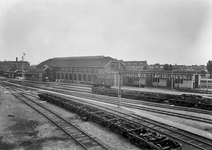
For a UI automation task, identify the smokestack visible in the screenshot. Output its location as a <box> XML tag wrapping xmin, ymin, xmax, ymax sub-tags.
<box><xmin>16</xmin><ymin>57</ymin><xmax>18</xmax><ymax>61</ymax></box>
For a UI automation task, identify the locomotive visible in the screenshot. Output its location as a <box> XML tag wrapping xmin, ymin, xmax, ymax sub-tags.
<box><xmin>91</xmin><ymin>86</ymin><xmax>212</xmax><ymax>110</ymax></box>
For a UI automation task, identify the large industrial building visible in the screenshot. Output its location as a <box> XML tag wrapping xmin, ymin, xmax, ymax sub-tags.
<box><xmin>36</xmin><ymin>56</ymin><xmax>125</xmax><ymax>85</ymax></box>
<box><xmin>1</xmin><ymin>55</ymin><xmax>209</xmax><ymax>90</ymax></box>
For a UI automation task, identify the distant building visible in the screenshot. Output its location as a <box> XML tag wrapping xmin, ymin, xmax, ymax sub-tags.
<box><xmin>0</xmin><ymin>57</ymin><xmax>30</xmax><ymax>77</ymax></box>
<box><xmin>123</xmin><ymin>60</ymin><xmax>148</xmax><ymax>71</ymax></box>
<box><xmin>173</xmin><ymin>64</ymin><xmax>206</xmax><ymax>72</ymax></box>
<box><xmin>148</xmin><ymin>63</ymin><xmax>164</xmax><ymax>70</ymax></box>
<box><xmin>25</xmin><ymin>65</ymin><xmax>53</xmax><ymax>82</ymax></box>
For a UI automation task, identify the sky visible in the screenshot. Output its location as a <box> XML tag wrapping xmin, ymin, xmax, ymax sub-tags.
<box><xmin>1</xmin><ymin>0</ymin><xmax>212</xmax><ymax>65</ymax></box>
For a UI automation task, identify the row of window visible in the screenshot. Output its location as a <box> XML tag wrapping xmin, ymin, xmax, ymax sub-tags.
<box><xmin>125</xmin><ymin>73</ymin><xmax>193</xmax><ymax>80</ymax></box>
<box><xmin>152</xmin><ymin>78</ymin><xmax>183</xmax><ymax>84</ymax></box>
<box><xmin>127</xmin><ymin>66</ymin><xmax>144</xmax><ymax>68</ymax></box>
<box><xmin>56</xmin><ymin>73</ymin><xmax>93</xmax><ymax>81</ymax></box>
<box><xmin>130</xmin><ymin>76</ymin><xmax>190</xmax><ymax>84</ymax></box>
<box><xmin>149</xmin><ymin>66</ymin><xmax>164</xmax><ymax>69</ymax></box>
<box><xmin>53</xmin><ymin>67</ymin><xmax>98</xmax><ymax>73</ymax></box>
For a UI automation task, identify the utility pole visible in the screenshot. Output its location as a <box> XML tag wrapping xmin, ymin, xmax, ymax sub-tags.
<box><xmin>0</xmin><ymin>85</ymin><xmax>2</xmax><ymax>105</ymax></box>
<box><xmin>139</xmin><ymin>70</ymin><xmax>141</xmax><ymax>88</ymax></box>
<box><xmin>171</xmin><ymin>70</ymin><xmax>173</xmax><ymax>90</ymax></box>
<box><xmin>22</xmin><ymin>52</ymin><xmax>25</xmax><ymax>86</ymax></box>
<box><xmin>206</xmin><ymin>74</ymin><xmax>209</xmax><ymax>94</ymax></box>
<box><xmin>118</xmin><ymin>60</ymin><xmax>121</xmax><ymax>108</ymax></box>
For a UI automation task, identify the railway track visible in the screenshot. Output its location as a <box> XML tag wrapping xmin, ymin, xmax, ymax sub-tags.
<box><xmin>37</xmin><ymin>81</ymin><xmax>212</xmax><ymax>115</ymax></box>
<box><xmin>34</xmin><ymin>91</ymin><xmax>212</xmax><ymax>150</ymax></box>
<box><xmin>7</xmin><ymin>80</ymin><xmax>212</xmax><ymax>114</ymax></box>
<box><xmin>46</xmin><ymin>93</ymin><xmax>212</xmax><ymax>150</ymax></box>
<box><xmin>4</xmin><ymin>81</ymin><xmax>212</xmax><ymax>124</ymax></box>
<box><xmin>5</xmin><ymin>86</ymin><xmax>110</xmax><ymax>150</ymax></box>
<box><xmin>3</xmin><ymin>83</ymin><xmax>212</xmax><ymax>149</ymax></box>
<box><xmin>51</xmin><ymin>90</ymin><xmax>212</xmax><ymax>125</ymax></box>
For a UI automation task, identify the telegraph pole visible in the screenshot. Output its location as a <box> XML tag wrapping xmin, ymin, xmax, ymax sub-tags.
<box><xmin>171</xmin><ymin>70</ymin><xmax>173</xmax><ymax>90</ymax></box>
<box><xmin>0</xmin><ymin>85</ymin><xmax>2</xmax><ymax>105</ymax></box>
<box><xmin>118</xmin><ymin>60</ymin><xmax>121</xmax><ymax>108</ymax></box>
<box><xmin>139</xmin><ymin>70</ymin><xmax>141</xmax><ymax>88</ymax></box>
<box><xmin>206</xmin><ymin>74</ymin><xmax>209</xmax><ymax>94</ymax></box>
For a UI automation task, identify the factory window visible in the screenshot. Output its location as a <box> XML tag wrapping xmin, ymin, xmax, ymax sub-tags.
<box><xmin>69</xmin><ymin>74</ymin><xmax>72</xmax><ymax>80</ymax></box>
<box><xmin>175</xmin><ymin>76</ymin><xmax>183</xmax><ymax>84</ymax></box>
<box><xmin>153</xmin><ymin>77</ymin><xmax>160</xmax><ymax>82</ymax></box>
<box><xmin>134</xmin><ymin>76</ymin><xmax>139</xmax><ymax>81</ymax></box>
<box><xmin>88</xmin><ymin>74</ymin><xmax>91</xmax><ymax>81</ymax></box>
<box><xmin>83</xmin><ymin>74</ymin><xmax>86</xmax><ymax>81</ymax></box>
<box><xmin>181</xmin><ymin>78</ymin><xmax>183</xmax><ymax>83</ymax></box>
<box><xmin>74</xmin><ymin>74</ymin><xmax>77</xmax><ymax>80</ymax></box>
<box><xmin>78</xmin><ymin>74</ymin><xmax>81</xmax><ymax>81</ymax></box>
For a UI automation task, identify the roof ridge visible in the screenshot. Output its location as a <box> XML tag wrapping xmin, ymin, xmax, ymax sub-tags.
<box><xmin>52</xmin><ymin>56</ymin><xmax>105</xmax><ymax>60</ymax></box>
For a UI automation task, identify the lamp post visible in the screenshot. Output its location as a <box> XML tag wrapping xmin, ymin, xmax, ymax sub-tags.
<box><xmin>22</xmin><ymin>52</ymin><xmax>25</xmax><ymax>85</ymax></box>
<box><xmin>139</xmin><ymin>70</ymin><xmax>141</xmax><ymax>88</ymax></box>
<box><xmin>171</xmin><ymin>70</ymin><xmax>173</xmax><ymax>90</ymax></box>
<box><xmin>118</xmin><ymin>60</ymin><xmax>121</xmax><ymax>108</ymax></box>
<box><xmin>0</xmin><ymin>85</ymin><xmax>2</xmax><ymax>105</ymax></box>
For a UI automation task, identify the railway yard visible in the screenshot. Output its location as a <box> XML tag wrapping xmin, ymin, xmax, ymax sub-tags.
<box><xmin>0</xmin><ymin>79</ymin><xmax>212</xmax><ymax>150</ymax></box>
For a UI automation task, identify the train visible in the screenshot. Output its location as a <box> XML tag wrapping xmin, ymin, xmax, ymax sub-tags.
<box><xmin>38</xmin><ymin>93</ymin><xmax>182</xmax><ymax>150</ymax></box>
<box><xmin>91</xmin><ymin>86</ymin><xmax>212</xmax><ymax>110</ymax></box>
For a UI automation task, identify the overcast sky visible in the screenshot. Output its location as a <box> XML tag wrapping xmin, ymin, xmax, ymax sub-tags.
<box><xmin>1</xmin><ymin>0</ymin><xmax>212</xmax><ymax>65</ymax></box>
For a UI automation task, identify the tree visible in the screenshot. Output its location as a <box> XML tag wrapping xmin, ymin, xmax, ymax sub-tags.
<box><xmin>199</xmin><ymin>70</ymin><xmax>207</xmax><ymax>74</ymax></box>
<box><xmin>164</xmin><ymin>64</ymin><xmax>169</xmax><ymax>70</ymax></box>
<box><xmin>207</xmin><ymin>60</ymin><xmax>212</xmax><ymax>74</ymax></box>
<box><xmin>169</xmin><ymin>64</ymin><xmax>172</xmax><ymax>70</ymax></box>
<box><xmin>164</xmin><ymin>64</ymin><xmax>172</xmax><ymax>70</ymax></box>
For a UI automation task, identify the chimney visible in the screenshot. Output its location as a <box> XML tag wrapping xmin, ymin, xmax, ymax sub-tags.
<box><xmin>16</xmin><ymin>57</ymin><xmax>18</xmax><ymax>61</ymax></box>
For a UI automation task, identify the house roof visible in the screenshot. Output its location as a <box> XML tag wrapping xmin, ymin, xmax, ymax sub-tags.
<box><xmin>123</xmin><ymin>60</ymin><xmax>147</xmax><ymax>63</ymax></box>
<box><xmin>26</xmin><ymin>65</ymin><xmax>52</xmax><ymax>74</ymax></box>
<box><xmin>38</xmin><ymin>56</ymin><xmax>117</xmax><ymax>68</ymax></box>
<box><xmin>0</xmin><ymin>61</ymin><xmax>29</xmax><ymax>64</ymax></box>
<box><xmin>105</xmin><ymin>61</ymin><xmax>125</xmax><ymax>68</ymax></box>
<box><xmin>7</xmin><ymin>68</ymin><xmax>18</xmax><ymax>72</ymax></box>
